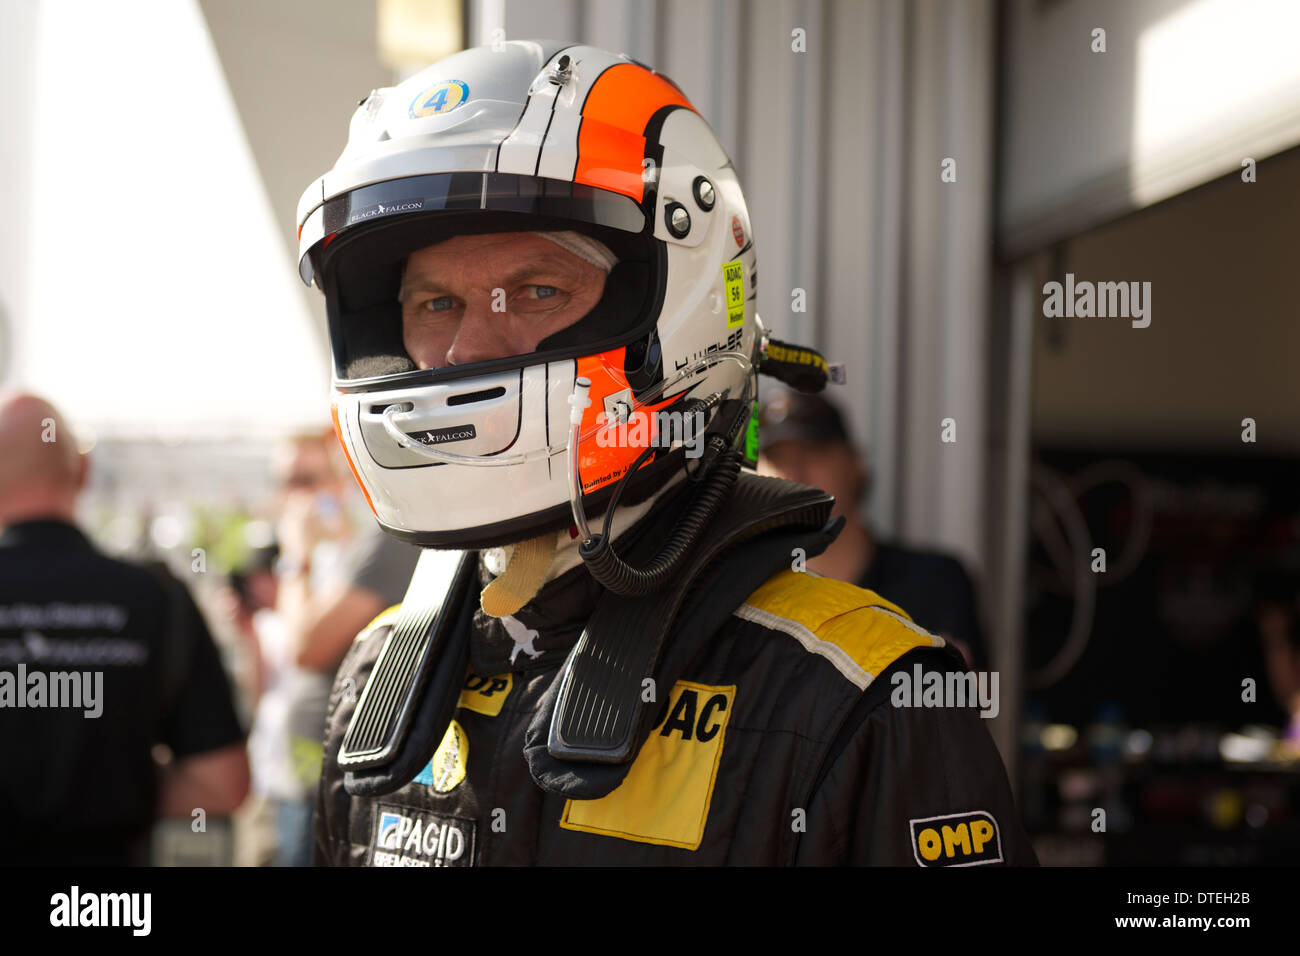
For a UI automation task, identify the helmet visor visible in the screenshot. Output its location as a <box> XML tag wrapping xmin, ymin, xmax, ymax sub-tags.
<box><xmin>301</xmin><ymin>172</ymin><xmax>660</xmax><ymax>388</ymax></box>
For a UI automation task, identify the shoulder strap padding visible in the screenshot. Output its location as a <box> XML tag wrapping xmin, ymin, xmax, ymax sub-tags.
<box><xmin>736</xmin><ymin>570</ymin><xmax>949</xmax><ymax>692</ymax></box>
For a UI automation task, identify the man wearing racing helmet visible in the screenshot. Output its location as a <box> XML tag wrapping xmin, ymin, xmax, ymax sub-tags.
<box><xmin>299</xmin><ymin>40</ymin><xmax>1036</xmax><ymax>866</ymax></box>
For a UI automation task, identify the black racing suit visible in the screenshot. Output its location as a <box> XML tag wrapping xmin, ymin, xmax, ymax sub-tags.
<box><xmin>0</xmin><ymin>520</ymin><xmax>246</xmax><ymax>865</ymax></box>
<box><xmin>315</xmin><ymin>499</ymin><xmax>1037</xmax><ymax>866</ymax></box>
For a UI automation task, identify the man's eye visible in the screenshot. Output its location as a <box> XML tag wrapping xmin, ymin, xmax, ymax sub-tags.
<box><xmin>423</xmin><ymin>296</ymin><xmax>455</xmax><ymax>312</ymax></box>
<box><xmin>527</xmin><ymin>285</ymin><xmax>559</xmax><ymax>300</ymax></box>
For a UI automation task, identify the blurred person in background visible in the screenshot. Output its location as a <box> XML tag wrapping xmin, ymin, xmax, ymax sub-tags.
<box><xmin>758</xmin><ymin>387</ymin><xmax>987</xmax><ymax>669</ymax></box>
<box><xmin>0</xmin><ymin>391</ymin><xmax>248</xmax><ymax>865</ymax></box>
<box><xmin>247</xmin><ymin>428</ymin><xmax>418</xmax><ymax>866</ymax></box>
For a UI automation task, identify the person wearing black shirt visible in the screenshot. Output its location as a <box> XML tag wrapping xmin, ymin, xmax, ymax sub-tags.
<box><xmin>758</xmin><ymin>387</ymin><xmax>987</xmax><ymax>669</ymax></box>
<box><xmin>0</xmin><ymin>392</ymin><xmax>248</xmax><ymax>865</ymax></box>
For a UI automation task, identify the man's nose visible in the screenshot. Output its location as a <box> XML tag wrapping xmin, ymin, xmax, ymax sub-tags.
<box><xmin>444</xmin><ymin>296</ymin><xmax>518</xmax><ymax>367</ymax></box>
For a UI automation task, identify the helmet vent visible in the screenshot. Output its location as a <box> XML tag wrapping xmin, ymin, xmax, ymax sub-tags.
<box><xmin>447</xmin><ymin>386</ymin><xmax>508</xmax><ymax>406</ymax></box>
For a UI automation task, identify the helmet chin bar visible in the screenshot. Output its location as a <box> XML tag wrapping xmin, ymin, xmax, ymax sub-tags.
<box><xmin>378</xmin><ymin>349</ymin><xmax>752</xmax><ymax>592</ymax></box>
<box><xmin>378</xmin><ymin>350</ymin><xmax>753</xmax><ymax>475</ymax></box>
<box><xmin>361</xmin><ymin>321</ymin><xmax>846</xmax><ymax>554</ymax></box>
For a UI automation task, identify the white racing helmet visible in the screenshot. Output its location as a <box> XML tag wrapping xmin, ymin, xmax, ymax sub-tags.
<box><xmin>297</xmin><ymin>40</ymin><xmax>762</xmax><ymax>553</ymax></box>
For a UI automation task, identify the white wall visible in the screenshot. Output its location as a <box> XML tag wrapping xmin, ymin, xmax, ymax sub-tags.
<box><xmin>1000</xmin><ymin>0</ymin><xmax>1300</xmax><ymax>256</ymax></box>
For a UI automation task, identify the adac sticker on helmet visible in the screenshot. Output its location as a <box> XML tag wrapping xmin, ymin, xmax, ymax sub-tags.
<box><xmin>409</xmin><ymin>79</ymin><xmax>470</xmax><ymax>118</ymax></box>
<box><xmin>722</xmin><ymin>259</ymin><xmax>745</xmax><ymax>329</ymax></box>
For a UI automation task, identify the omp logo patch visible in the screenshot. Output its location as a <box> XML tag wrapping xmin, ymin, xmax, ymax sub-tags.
<box><xmin>370</xmin><ymin>804</ymin><xmax>475</xmax><ymax>867</ymax></box>
<box><xmin>909</xmin><ymin>810</ymin><xmax>1002</xmax><ymax>867</ymax></box>
<box><xmin>412</xmin><ymin>719</ymin><xmax>468</xmax><ymax>793</ymax></box>
<box><xmin>458</xmin><ymin>671</ymin><xmax>512</xmax><ymax>717</ymax></box>
<box><xmin>560</xmin><ymin>681</ymin><xmax>735</xmax><ymax>850</ymax></box>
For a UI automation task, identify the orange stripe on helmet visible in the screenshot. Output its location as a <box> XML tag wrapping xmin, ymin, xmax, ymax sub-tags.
<box><xmin>331</xmin><ymin>402</ymin><xmax>378</xmax><ymax>518</ymax></box>
<box><xmin>575</xmin><ymin>63</ymin><xmax>695</xmax><ymax>202</ymax></box>
<box><xmin>575</xmin><ymin>347</ymin><xmax>682</xmax><ymax>495</ymax></box>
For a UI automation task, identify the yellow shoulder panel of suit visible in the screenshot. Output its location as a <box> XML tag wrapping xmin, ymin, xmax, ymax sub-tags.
<box><xmin>735</xmin><ymin>570</ymin><xmax>944</xmax><ymax>691</ymax></box>
<box><xmin>357</xmin><ymin>603</ymin><xmax>403</xmax><ymax>641</ymax></box>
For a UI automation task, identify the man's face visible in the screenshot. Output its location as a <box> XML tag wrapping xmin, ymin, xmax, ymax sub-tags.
<box><xmin>398</xmin><ymin>232</ymin><xmax>608</xmax><ymax>369</ymax></box>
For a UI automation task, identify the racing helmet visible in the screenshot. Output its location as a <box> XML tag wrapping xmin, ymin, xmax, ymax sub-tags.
<box><xmin>296</xmin><ymin>40</ymin><xmax>762</xmax><ymax>553</ymax></box>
